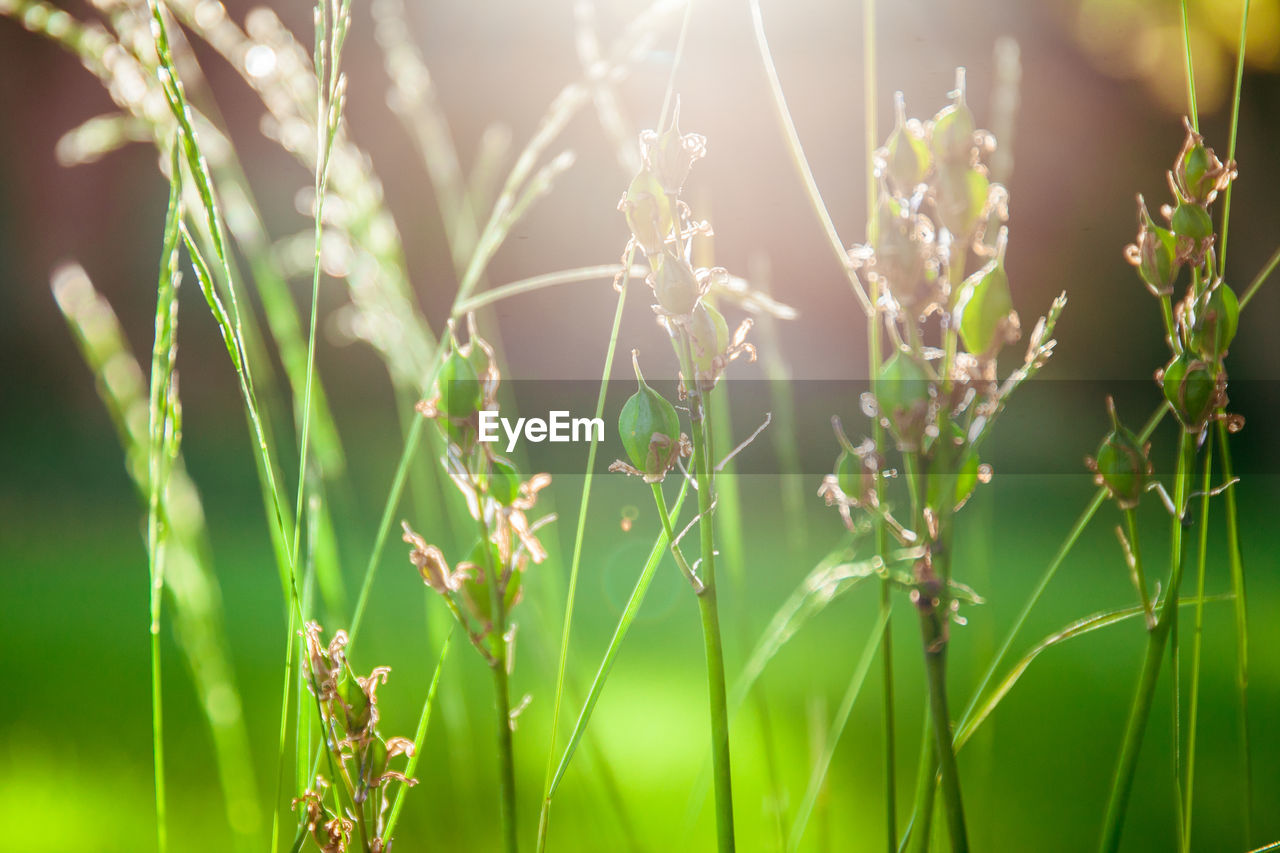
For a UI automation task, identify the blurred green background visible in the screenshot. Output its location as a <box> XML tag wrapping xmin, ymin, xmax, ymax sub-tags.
<box><xmin>1</xmin><ymin>0</ymin><xmax>1278</xmax><ymax>850</ymax></box>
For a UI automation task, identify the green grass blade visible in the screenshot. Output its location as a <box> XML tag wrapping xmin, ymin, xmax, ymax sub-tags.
<box><xmin>788</xmin><ymin>607</ymin><xmax>889</xmax><ymax>852</ymax></box>
<box><xmin>383</xmin><ymin>629</ymin><xmax>454</xmax><ymax>846</ymax></box>
<box><xmin>1180</xmin><ymin>0</ymin><xmax>1199</xmax><ymax>130</ymax></box>
<box><xmin>457</xmin><ymin>264</ymin><xmax>641</xmax><ymax>314</ymax></box>
<box><xmin>144</xmin><ymin>139</ymin><xmax>184</xmax><ymax>853</ymax></box>
<box><xmin>537</xmin><ymin>257</ymin><xmax>632</xmax><ymax>848</ymax></box>
<box><xmin>1181</xmin><ymin>429</ymin><xmax>1215</xmax><ymax>851</ymax></box>
<box><xmin>1238</xmin><ymin>245</ymin><xmax>1280</xmax><ymax>309</ymax></box>
<box><xmin>955</xmin><ymin>595</ymin><xmax>1232</xmax><ymax>752</ymax></box>
<box><xmin>545</xmin><ymin>480</ymin><xmax>691</xmax><ymax>800</ymax></box>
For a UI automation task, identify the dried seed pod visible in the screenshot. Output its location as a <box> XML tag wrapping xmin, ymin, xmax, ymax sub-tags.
<box><xmin>1089</xmin><ymin>397</ymin><xmax>1150</xmax><ymax>509</ymax></box>
<box><xmin>1126</xmin><ymin>195</ymin><xmax>1180</xmax><ymax>295</ymax></box>
<box><xmin>1187</xmin><ymin>280</ymin><xmax>1239</xmax><ymax>360</ymax></box>
<box><xmin>618</xmin><ymin>352</ymin><xmax>682</xmax><ymax>482</ymax></box>
<box><xmin>954</xmin><ymin>238</ymin><xmax>1015</xmax><ymax>358</ymax></box>
<box><xmin>620</xmin><ymin>169</ymin><xmax>674</xmax><ymax>256</ymax></box>
<box><xmin>650</xmin><ymin>246</ymin><xmax>701</xmax><ymax>315</ymax></box>
<box><xmin>1161</xmin><ymin>352</ymin><xmax>1217</xmax><ymax>430</ymax></box>
<box><xmin>883</xmin><ymin>91</ymin><xmax>931</xmax><ymax>195</ymax></box>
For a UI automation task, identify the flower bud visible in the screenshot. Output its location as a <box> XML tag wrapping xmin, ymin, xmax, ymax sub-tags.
<box><xmin>688</xmin><ymin>301</ymin><xmax>729</xmax><ymax>378</ymax></box>
<box><xmin>641</xmin><ymin>104</ymin><xmax>706</xmax><ymax>194</ymax></box>
<box><xmin>1173</xmin><ymin>120</ymin><xmax>1233</xmax><ymax>204</ymax></box>
<box><xmin>618</xmin><ymin>352</ymin><xmax>682</xmax><ymax>482</ymax></box>
<box><xmin>931</xmin><ymin>70</ymin><xmax>975</xmax><ymax>165</ymax></box>
<box><xmin>1161</xmin><ymin>352</ymin><xmax>1217</xmax><ymax>430</ymax></box>
<box><xmin>877</xmin><ymin>351</ymin><xmax>931</xmax><ymax>444</ymax></box>
<box><xmin>1187</xmin><ymin>280</ymin><xmax>1239</xmax><ymax>361</ymax></box>
<box><xmin>1090</xmin><ymin>397</ymin><xmax>1150</xmax><ymax>509</ymax></box>
<box><xmin>954</xmin><ymin>246</ymin><xmax>1014</xmax><ymax>358</ymax></box>
<box><xmin>485</xmin><ymin>455</ymin><xmax>522</xmax><ymax>506</ymax></box>
<box><xmin>620</xmin><ymin>170</ymin><xmax>674</xmax><ymax>257</ymax></box>
<box><xmin>935</xmin><ymin>164</ymin><xmax>989</xmax><ymax>240</ymax></box>
<box><xmin>650</xmin><ymin>247</ymin><xmax>701</xmax><ymax>315</ymax></box>
<box><xmin>883</xmin><ymin>92</ymin><xmax>931</xmax><ymax>195</ymax></box>
<box><xmin>1127</xmin><ymin>195</ymin><xmax>1179</xmax><ymax>294</ymax></box>
<box><xmin>437</xmin><ymin>347</ymin><xmax>482</xmax><ymax>420</ymax></box>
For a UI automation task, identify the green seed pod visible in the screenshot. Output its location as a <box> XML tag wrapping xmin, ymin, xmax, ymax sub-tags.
<box><xmin>834</xmin><ymin>448</ymin><xmax>860</xmax><ymax>496</ymax></box>
<box><xmin>1188</xmin><ymin>281</ymin><xmax>1239</xmax><ymax>360</ymax></box>
<box><xmin>688</xmin><ymin>301</ymin><xmax>729</xmax><ymax>376</ymax></box>
<box><xmin>486</xmin><ymin>455</ymin><xmax>522</xmax><ymax>506</ymax></box>
<box><xmin>955</xmin><ymin>254</ymin><xmax>1014</xmax><ymax>358</ymax></box>
<box><xmin>1091</xmin><ymin>398</ymin><xmax>1149</xmax><ymax>509</ymax></box>
<box><xmin>621</xmin><ymin>170</ymin><xmax>674</xmax><ymax>257</ymax></box>
<box><xmin>643</xmin><ymin>105</ymin><xmax>705</xmax><ymax>194</ymax></box>
<box><xmin>877</xmin><ymin>351</ymin><xmax>931</xmax><ymax>445</ymax></box>
<box><xmin>926</xmin><ymin>424</ymin><xmax>981</xmax><ymax>512</ymax></box>
<box><xmin>884</xmin><ymin>92</ymin><xmax>931</xmax><ymax>194</ymax></box>
<box><xmin>935</xmin><ymin>165</ymin><xmax>989</xmax><ymax>240</ymax></box>
<box><xmin>1132</xmin><ymin>196</ymin><xmax>1180</xmax><ymax>294</ymax></box>
<box><xmin>870</xmin><ymin>193</ymin><xmax>924</xmax><ymax>300</ymax></box>
<box><xmin>461</xmin><ymin>538</ymin><xmax>506</xmax><ymax>625</ymax></box>
<box><xmin>651</xmin><ymin>247</ymin><xmax>701</xmax><ymax>315</ymax></box>
<box><xmin>437</xmin><ymin>347</ymin><xmax>483</xmax><ymax>419</ymax></box>
<box><xmin>618</xmin><ymin>353</ymin><xmax>681</xmax><ymax>481</ymax></box>
<box><xmin>1171</xmin><ymin>202</ymin><xmax>1213</xmax><ymax>243</ymax></box>
<box><xmin>1173</xmin><ymin>123</ymin><xmax>1229</xmax><ymax>204</ymax></box>
<box><xmin>1161</xmin><ymin>352</ymin><xmax>1217</xmax><ymax>430</ymax></box>
<box><xmin>931</xmin><ymin>71</ymin><xmax>975</xmax><ymax>165</ymax></box>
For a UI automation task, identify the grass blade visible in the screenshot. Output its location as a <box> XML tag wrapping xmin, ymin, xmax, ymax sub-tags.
<box><xmin>788</xmin><ymin>607</ymin><xmax>889</xmax><ymax>852</ymax></box>
<box><xmin>457</xmin><ymin>264</ymin><xmax>643</xmax><ymax>314</ymax></box>
<box><xmin>955</xmin><ymin>594</ymin><xmax>1233</xmax><ymax>752</ymax></box>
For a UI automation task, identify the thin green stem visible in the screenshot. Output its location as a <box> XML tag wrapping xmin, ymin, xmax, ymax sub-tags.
<box><xmin>685</xmin><ymin>334</ymin><xmax>735</xmax><ymax>852</ymax></box>
<box><xmin>903</xmin><ymin>714</ymin><xmax>936</xmax><ymax>853</ymax></box>
<box><xmin>1238</xmin><ymin>245</ymin><xmax>1280</xmax><ymax>309</ymax></box>
<box><xmin>537</xmin><ymin>255</ymin><xmax>632</xmax><ymax>849</ymax></box>
<box><xmin>1180</xmin><ymin>0</ymin><xmax>1199</xmax><ymax>131</ymax></box>
<box><xmin>651</xmin><ymin>482</ymin><xmax>703</xmax><ymax>591</ymax></box>
<box><xmin>1218</xmin><ymin>0</ymin><xmax>1250</xmax><ymax>276</ymax></box>
<box><xmin>1099</xmin><ymin>430</ymin><xmax>1195</xmax><ymax>853</ymax></box>
<box><xmin>476</xmin><ymin>504</ymin><xmax>519</xmax><ymax>853</ymax></box>
<box><xmin>1217</xmin><ymin>419</ymin><xmax>1252</xmax><ymax>843</ymax></box>
<box><xmin>1125</xmin><ymin>509</ymin><xmax>1153</xmax><ymax>625</ymax></box>
<box><xmin>1182</xmin><ymin>427</ymin><xmax>1215</xmax><ymax>851</ymax></box>
<box><xmin>384</xmin><ymin>629</ymin><xmax>453</xmax><ymax>846</ymax></box>
<box><xmin>921</xmin><ymin>611</ymin><xmax>967</xmax><ymax>853</ymax></box>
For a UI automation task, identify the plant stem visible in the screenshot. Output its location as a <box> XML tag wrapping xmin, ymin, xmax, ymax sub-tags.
<box><xmin>1217</xmin><ymin>419</ymin><xmax>1252</xmax><ymax>844</ymax></box>
<box><xmin>920</xmin><ymin>608</ymin><xmax>968</xmax><ymax>853</ymax></box>
<box><xmin>1182</xmin><ymin>427</ymin><xmax>1215</xmax><ymax>850</ymax></box>
<box><xmin>904</xmin><ymin>711</ymin><xmax>936</xmax><ymax>853</ymax></box>
<box><xmin>685</xmin><ymin>336</ymin><xmax>736</xmax><ymax>852</ymax></box>
<box><xmin>1099</xmin><ymin>430</ymin><xmax>1194</xmax><ymax>853</ymax></box>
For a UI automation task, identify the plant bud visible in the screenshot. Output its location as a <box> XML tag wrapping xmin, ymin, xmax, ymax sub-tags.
<box><xmin>1173</xmin><ymin>120</ymin><xmax>1232</xmax><ymax>204</ymax></box>
<box><xmin>641</xmin><ymin>105</ymin><xmax>706</xmax><ymax>194</ymax></box>
<box><xmin>620</xmin><ymin>170</ymin><xmax>674</xmax><ymax>257</ymax></box>
<box><xmin>1091</xmin><ymin>398</ymin><xmax>1150</xmax><ymax>509</ymax></box>
<box><xmin>1187</xmin><ymin>280</ymin><xmax>1239</xmax><ymax>360</ymax></box>
<box><xmin>618</xmin><ymin>353</ymin><xmax>681</xmax><ymax>482</ymax></box>
<box><xmin>1129</xmin><ymin>195</ymin><xmax>1179</xmax><ymax>294</ymax></box>
<box><xmin>486</xmin><ymin>455</ymin><xmax>522</xmax><ymax>506</ymax></box>
<box><xmin>1171</xmin><ymin>202</ymin><xmax>1213</xmax><ymax>243</ymax></box>
<box><xmin>931</xmin><ymin>70</ymin><xmax>975</xmax><ymax>165</ymax></box>
<box><xmin>688</xmin><ymin>301</ymin><xmax>729</xmax><ymax>377</ymax></box>
<box><xmin>460</xmin><ymin>539</ymin><xmax>519</xmax><ymax>630</ymax></box>
<box><xmin>883</xmin><ymin>92</ymin><xmax>931</xmax><ymax>194</ymax></box>
<box><xmin>877</xmin><ymin>351</ymin><xmax>931</xmax><ymax>443</ymax></box>
<box><xmin>437</xmin><ymin>348</ymin><xmax>482</xmax><ymax>420</ymax></box>
<box><xmin>935</xmin><ymin>165</ymin><xmax>989</xmax><ymax>240</ymax></box>
<box><xmin>1161</xmin><ymin>352</ymin><xmax>1217</xmax><ymax>430</ymax></box>
<box><xmin>955</xmin><ymin>251</ymin><xmax>1014</xmax><ymax>358</ymax></box>
<box><xmin>650</xmin><ymin>247</ymin><xmax>701</xmax><ymax>315</ymax></box>
<box><xmin>925</xmin><ymin>424</ymin><xmax>980</xmax><ymax>512</ymax></box>
<box><xmin>870</xmin><ymin>193</ymin><xmax>924</xmax><ymax>299</ymax></box>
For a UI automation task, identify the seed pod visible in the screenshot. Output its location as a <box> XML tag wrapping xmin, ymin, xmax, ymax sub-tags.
<box><xmin>1171</xmin><ymin>202</ymin><xmax>1213</xmax><ymax>243</ymax></box>
<box><xmin>621</xmin><ymin>170</ymin><xmax>674</xmax><ymax>257</ymax></box>
<box><xmin>437</xmin><ymin>347</ymin><xmax>482</xmax><ymax>420</ymax></box>
<box><xmin>1161</xmin><ymin>352</ymin><xmax>1217</xmax><ymax>430</ymax></box>
<box><xmin>1187</xmin><ymin>280</ymin><xmax>1239</xmax><ymax>360</ymax></box>
<box><xmin>1173</xmin><ymin>121</ymin><xmax>1231</xmax><ymax>204</ymax></box>
<box><xmin>1129</xmin><ymin>195</ymin><xmax>1180</xmax><ymax>294</ymax></box>
<box><xmin>931</xmin><ymin>70</ymin><xmax>975</xmax><ymax>165</ymax></box>
<box><xmin>870</xmin><ymin>193</ymin><xmax>925</xmax><ymax>300</ymax></box>
<box><xmin>925</xmin><ymin>423</ymin><xmax>981</xmax><ymax>512</ymax></box>
<box><xmin>688</xmin><ymin>301</ymin><xmax>729</xmax><ymax>377</ymax></box>
<box><xmin>883</xmin><ymin>92</ymin><xmax>931</xmax><ymax>195</ymax></box>
<box><xmin>460</xmin><ymin>538</ymin><xmax>520</xmax><ymax>628</ymax></box>
<box><xmin>618</xmin><ymin>352</ymin><xmax>681</xmax><ymax>482</ymax></box>
<box><xmin>486</xmin><ymin>455</ymin><xmax>522</xmax><ymax>506</ymax></box>
<box><xmin>650</xmin><ymin>247</ymin><xmax>701</xmax><ymax>315</ymax></box>
<box><xmin>642</xmin><ymin>105</ymin><xmax>706</xmax><ymax>194</ymax></box>
<box><xmin>877</xmin><ymin>351</ymin><xmax>931</xmax><ymax>445</ymax></box>
<box><xmin>935</xmin><ymin>165</ymin><xmax>989</xmax><ymax>240</ymax></box>
<box><xmin>954</xmin><ymin>249</ymin><xmax>1014</xmax><ymax>358</ymax></box>
<box><xmin>1091</xmin><ymin>397</ymin><xmax>1150</xmax><ymax>509</ymax></box>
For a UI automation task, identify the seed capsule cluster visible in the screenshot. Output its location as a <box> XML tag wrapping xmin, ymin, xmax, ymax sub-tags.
<box><xmin>405</xmin><ymin>317</ymin><xmax>553</xmax><ymax>668</ymax></box>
